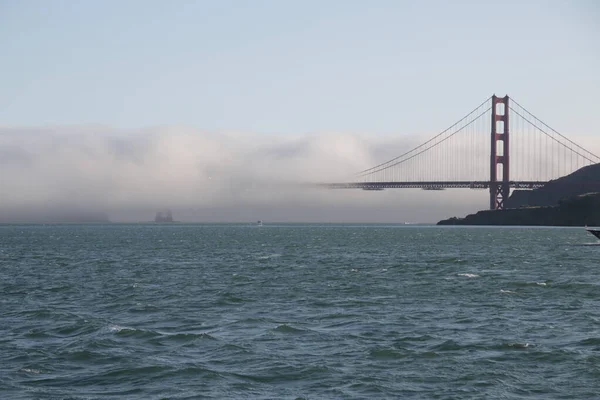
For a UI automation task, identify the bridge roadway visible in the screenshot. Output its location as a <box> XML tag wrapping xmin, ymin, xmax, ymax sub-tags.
<box><xmin>324</xmin><ymin>181</ymin><xmax>548</xmax><ymax>190</ymax></box>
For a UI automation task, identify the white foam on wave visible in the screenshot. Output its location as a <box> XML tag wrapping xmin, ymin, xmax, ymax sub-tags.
<box><xmin>458</xmin><ymin>273</ymin><xmax>480</xmax><ymax>278</ymax></box>
<box><xmin>108</xmin><ymin>324</ymin><xmax>131</xmax><ymax>333</ymax></box>
<box><xmin>536</xmin><ymin>282</ymin><xmax>547</xmax><ymax>286</ymax></box>
<box><xmin>19</xmin><ymin>368</ymin><xmax>42</xmax><ymax>374</ymax></box>
<box><xmin>500</xmin><ymin>289</ymin><xmax>515</xmax><ymax>294</ymax></box>
<box><xmin>257</xmin><ymin>253</ymin><xmax>281</xmax><ymax>260</ymax></box>
<box><xmin>508</xmin><ymin>342</ymin><xmax>532</xmax><ymax>348</ymax></box>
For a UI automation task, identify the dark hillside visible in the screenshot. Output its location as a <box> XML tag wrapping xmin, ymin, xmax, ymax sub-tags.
<box><xmin>506</xmin><ymin>163</ymin><xmax>600</xmax><ymax>208</ymax></box>
<box><xmin>438</xmin><ymin>192</ymin><xmax>600</xmax><ymax>226</ymax></box>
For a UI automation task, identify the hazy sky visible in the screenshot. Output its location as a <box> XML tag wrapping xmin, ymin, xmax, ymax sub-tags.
<box><xmin>1</xmin><ymin>1</ymin><xmax>599</xmax><ymax>222</ymax></box>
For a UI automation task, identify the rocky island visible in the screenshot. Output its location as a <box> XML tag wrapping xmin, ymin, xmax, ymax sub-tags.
<box><xmin>438</xmin><ymin>164</ymin><xmax>600</xmax><ymax>226</ymax></box>
<box><xmin>155</xmin><ymin>209</ymin><xmax>174</xmax><ymax>223</ymax></box>
<box><xmin>154</xmin><ymin>209</ymin><xmax>180</xmax><ymax>223</ymax></box>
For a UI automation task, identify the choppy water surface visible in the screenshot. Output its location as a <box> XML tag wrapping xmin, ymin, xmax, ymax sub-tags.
<box><xmin>1</xmin><ymin>224</ymin><xmax>600</xmax><ymax>399</ymax></box>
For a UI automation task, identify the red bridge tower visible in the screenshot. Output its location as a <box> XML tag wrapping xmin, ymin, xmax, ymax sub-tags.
<box><xmin>490</xmin><ymin>95</ymin><xmax>510</xmax><ymax>210</ymax></box>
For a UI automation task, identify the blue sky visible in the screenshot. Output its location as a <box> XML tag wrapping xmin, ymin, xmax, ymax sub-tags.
<box><xmin>1</xmin><ymin>0</ymin><xmax>598</xmax><ymax>136</ymax></box>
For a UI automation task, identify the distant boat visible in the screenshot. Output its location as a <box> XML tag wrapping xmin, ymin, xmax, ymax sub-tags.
<box><xmin>257</xmin><ymin>220</ymin><xmax>263</xmax><ymax>226</ymax></box>
<box><xmin>586</xmin><ymin>227</ymin><xmax>600</xmax><ymax>240</ymax></box>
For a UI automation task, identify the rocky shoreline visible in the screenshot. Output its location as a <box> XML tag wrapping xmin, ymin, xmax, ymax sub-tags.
<box><xmin>438</xmin><ymin>192</ymin><xmax>600</xmax><ymax>226</ymax></box>
<box><xmin>438</xmin><ymin>164</ymin><xmax>600</xmax><ymax>226</ymax></box>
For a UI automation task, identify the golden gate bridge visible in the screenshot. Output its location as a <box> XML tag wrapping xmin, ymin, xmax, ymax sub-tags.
<box><xmin>327</xmin><ymin>95</ymin><xmax>599</xmax><ymax>210</ymax></box>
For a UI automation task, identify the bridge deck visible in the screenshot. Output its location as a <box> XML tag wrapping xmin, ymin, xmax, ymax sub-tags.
<box><xmin>325</xmin><ymin>181</ymin><xmax>548</xmax><ymax>190</ymax></box>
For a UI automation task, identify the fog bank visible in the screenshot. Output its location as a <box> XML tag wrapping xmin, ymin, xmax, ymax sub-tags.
<box><xmin>0</xmin><ymin>125</ymin><xmax>526</xmax><ymax>223</ymax></box>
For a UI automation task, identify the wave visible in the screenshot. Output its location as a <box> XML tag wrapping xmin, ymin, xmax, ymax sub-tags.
<box><xmin>231</xmin><ymin>273</ymin><xmax>254</xmax><ymax>281</ymax></box>
<box><xmin>272</xmin><ymin>324</ymin><xmax>311</xmax><ymax>335</ymax></box>
<box><xmin>507</xmin><ymin>280</ymin><xmax>550</xmax><ymax>288</ymax></box>
<box><xmin>163</xmin><ymin>332</ymin><xmax>218</xmax><ymax>342</ymax></box>
<box><xmin>88</xmin><ymin>365</ymin><xmax>174</xmax><ymax>382</ymax></box>
<box><xmin>107</xmin><ymin>325</ymin><xmax>219</xmax><ymax>343</ymax></box>
<box><xmin>578</xmin><ymin>337</ymin><xmax>600</xmax><ymax>346</ymax></box>
<box><xmin>390</xmin><ymin>335</ymin><xmax>436</xmax><ymax>346</ymax></box>
<box><xmin>435</xmin><ymin>257</ymin><xmax>469</xmax><ymax>264</ymax></box>
<box><xmin>107</xmin><ymin>325</ymin><xmax>161</xmax><ymax>339</ymax></box>
<box><xmin>427</xmin><ymin>340</ymin><xmax>535</xmax><ymax>352</ymax></box>
<box><xmin>552</xmin><ymin>281</ymin><xmax>600</xmax><ymax>290</ymax></box>
<box><xmin>369</xmin><ymin>347</ymin><xmax>411</xmax><ymax>359</ymax></box>
<box><xmin>215</xmin><ymin>294</ymin><xmax>252</xmax><ymax>305</ymax></box>
<box><xmin>457</xmin><ymin>273</ymin><xmax>480</xmax><ymax>278</ymax></box>
<box><xmin>230</xmin><ymin>365</ymin><xmax>330</xmax><ymax>384</ymax></box>
<box><xmin>18</xmin><ymin>367</ymin><xmax>43</xmax><ymax>374</ymax></box>
<box><xmin>257</xmin><ymin>253</ymin><xmax>282</xmax><ymax>260</ymax></box>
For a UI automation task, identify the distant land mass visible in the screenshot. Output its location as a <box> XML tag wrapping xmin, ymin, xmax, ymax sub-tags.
<box><xmin>154</xmin><ymin>209</ymin><xmax>178</xmax><ymax>223</ymax></box>
<box><xmin>438</xmin><ymin>192</ymin><xmax>600</xmax><ymax>226</ymax></box>
<box><xmin>438</xmin><ymin>164</ymin><xmax>600</xmax><ymax>226</ymax></box>
<box><xmin>506</xmin><ymin>164</ymin><xmax>600</xmax><ymax>208</ymax></box>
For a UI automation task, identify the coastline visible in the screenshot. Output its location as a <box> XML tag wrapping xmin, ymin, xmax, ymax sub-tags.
<box><xmin>438</xmin><ymin>192</ymin><xmax>600</xmax><ymax>226</ymax></box>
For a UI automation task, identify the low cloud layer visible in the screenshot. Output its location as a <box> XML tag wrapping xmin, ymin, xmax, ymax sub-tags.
<box><xmin>4</xmin><ymin>125</ymin><xmax>585</xmax><ymax>223</ymax></box>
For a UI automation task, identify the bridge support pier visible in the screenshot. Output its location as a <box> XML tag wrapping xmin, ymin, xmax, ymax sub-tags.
<box><xmin>490</xmin><ymin>95</ymin><xmax>510</xmax><ymax>210</ymax></box>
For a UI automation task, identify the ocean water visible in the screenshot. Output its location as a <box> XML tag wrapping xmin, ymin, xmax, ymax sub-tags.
<box><xmin>1</xmin><ymin>224</ymin><xmax>600</xmax><ymax>399</ymax></box>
